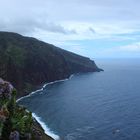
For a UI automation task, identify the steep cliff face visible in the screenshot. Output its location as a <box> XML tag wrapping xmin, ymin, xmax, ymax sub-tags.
<box><xmin>0</xmin><ymin>31</ymin><xmax>102</xmax><ymax>97</ymax></box>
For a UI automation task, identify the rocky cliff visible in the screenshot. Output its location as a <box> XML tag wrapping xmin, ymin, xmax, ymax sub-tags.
<box><xmin>0</xmin><ymin>31</ymin><xmax>102</xmax><ymax>97</ymax></box>
<box><xmin>0</xmin><ymin>78</ymin><xmax>53</xmax><ymax>140</ymax></box>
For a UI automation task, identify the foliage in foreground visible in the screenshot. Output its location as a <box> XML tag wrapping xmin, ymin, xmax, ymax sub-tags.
<box><xmin>0</xmin><ymin>78</ymin><xmax>49</xmax><ymax>140</ymax></box>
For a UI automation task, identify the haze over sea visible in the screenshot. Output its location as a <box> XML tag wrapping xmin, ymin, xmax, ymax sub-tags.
<box><xmin>19</xmin><ymin>58</ymin><xmax>140</xmax><ymax>140</ymax></box>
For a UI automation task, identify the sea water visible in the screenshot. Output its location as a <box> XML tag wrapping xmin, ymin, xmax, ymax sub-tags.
<box><xmin>18</xmin><ymin>58</ymin><xmax>140</xmax><ymax>140</ymax></box>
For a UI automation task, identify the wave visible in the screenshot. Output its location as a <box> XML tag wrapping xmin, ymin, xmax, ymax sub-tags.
<box><xmin>32</xmin><ymin>113</ymin><xmax>60</xmax><ymax>140</ymax></box>
<box><xmin>16</xmin><ymin>74</ymin><xmax>74</xmax><ymax>102</ymax></box>
<box><xmin>16</xmin><ymin>74</ymin><xmax>74</xmax><ymax>140</ymax></box>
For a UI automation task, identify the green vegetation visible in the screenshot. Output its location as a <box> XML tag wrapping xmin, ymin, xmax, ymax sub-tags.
<box><xmin>0</xmin><ymin>86</ymin><xmax>33</xmax><ymax>139</ymax></box>
<box><xmin>0</xmin><ymin>31</ymin><xmax>102</xmax><ymax>139</ymax></box>
<box><xmin>0</xmin><ymin>79</ymin><xmax>53</xmax><ymax>140</ymax></box>
<box><xmin>0</xmin><ymin>31</ymin><xmax>101</xmax><ymax>97</ymax></box>
<box><xmin>6</xmin><ymin>45</ymin><xmax>26</xmax><ymax>68</ymax></box>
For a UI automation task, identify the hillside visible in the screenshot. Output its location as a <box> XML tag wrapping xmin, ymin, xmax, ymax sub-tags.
<box><xmin>0</xmin><ymin>31</ymin><xmax>102</xmax><ymax>97</ymax></box>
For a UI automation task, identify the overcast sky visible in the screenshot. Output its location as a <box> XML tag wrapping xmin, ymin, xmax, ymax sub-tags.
<box><xmin>1</xmin><ymin>0</ymin><xmax>140</xmax><ymax>58</ymax></box>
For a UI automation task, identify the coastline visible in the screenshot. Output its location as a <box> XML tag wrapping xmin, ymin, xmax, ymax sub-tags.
<box><xmin>16</xmin><ymin>74</ymin><xmax>74</xmax><ymax>140</ymax></box>
<box><xmin>16</xmin><ymin>74</ymin><xmax>74</xmax><ymax>103</ymax></box>
<box><xmin>32</xmin><ymin>113</ymin><xmax>60</xmax><ymax>140</ymax></box>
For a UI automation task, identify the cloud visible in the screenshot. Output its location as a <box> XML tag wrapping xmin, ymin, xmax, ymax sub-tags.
<box><xmin>119</xmin><ymin>42</ymin><xmax>140</xmax><ymax>52</ymax></box>
<box><xmin>0</xmin><ymin>0</ymin><xmax>140</xmax><ymax>36</ymax></box>
<box><xmin>0</xmin><ymin>0</ymin><xmax>140</xmax><ymax>58</ymax></box>
<box><xmin>89</xmin><ymin>27</ymin><xmax>96</xmax><ymax>34</ymax></box>
<box><xmin>0</xmin><ymin>17</ymin><xmax>77</xmax><ymax>35</ymax></box>
<box><xmin>42</xmin><ymin>22</ymin><xmax>77</xmax><ymax>34</ymax></box>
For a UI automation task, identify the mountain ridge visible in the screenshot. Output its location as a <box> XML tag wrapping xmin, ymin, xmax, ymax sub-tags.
<box><xmin>0</xmin><ymin>31</ymin><xmax>103</xmax><ymax>98</ymax></box>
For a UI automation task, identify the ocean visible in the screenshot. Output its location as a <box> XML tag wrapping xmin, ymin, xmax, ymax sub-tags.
<box><xmin>18</xmin><ymin>58</ymin><xmax>140</xmax><ymax>140</ymax></box>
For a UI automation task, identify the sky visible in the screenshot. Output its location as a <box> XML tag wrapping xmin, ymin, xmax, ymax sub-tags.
<box><xmin>0</xmin><ymin>0</ymin><xmax>140</xmax><ymax>58</ymax></box>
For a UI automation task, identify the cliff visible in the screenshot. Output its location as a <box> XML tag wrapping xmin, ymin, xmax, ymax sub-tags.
<box><xmin>0</xmin><ymin>78</ymin><xmax>53</xmax><ymax>140</ymax></box>
<box><xmin>0</xmin><ymin>31</ymin><xmax>102</xmax><ymax>97</ymax></box>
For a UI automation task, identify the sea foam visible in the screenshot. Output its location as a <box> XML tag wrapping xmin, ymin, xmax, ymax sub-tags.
<box><xmin>32</xmin><ymin>113</ymin><xmax>60</xmax><ymax>140</ymax></box>
<box><xmin>16</xmin><ymin>74</ymin><xmax>74</xmax><ymax>140</ymax></box>
<box><xmin>16</xmin><ymin>74</ymin><xmax>74</xmax><ymax>102</ymax></box>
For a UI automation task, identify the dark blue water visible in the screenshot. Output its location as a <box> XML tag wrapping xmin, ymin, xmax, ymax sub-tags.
<box><xmin>19</xmin><ymin>59</ymin><xmax>140</xmax><ymax>140</ymax></box>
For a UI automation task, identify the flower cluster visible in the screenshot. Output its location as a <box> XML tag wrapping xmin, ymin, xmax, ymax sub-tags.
<box><xmin>0</xmin><ymin>78</ymin><xmax>13</xmax><ymax>100</ymax></box>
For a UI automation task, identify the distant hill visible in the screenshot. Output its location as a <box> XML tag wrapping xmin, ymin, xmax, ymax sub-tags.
<box><xmin>0</xmin><ymin>31</ymin><xmax>102</xmax><ymax>97</ymax></box>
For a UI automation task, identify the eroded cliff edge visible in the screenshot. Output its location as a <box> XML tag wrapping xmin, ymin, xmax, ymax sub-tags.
<box><xmin>0</xmin><ymin>31</ymin><xmax>103</xmax><ymax>97</ymax></box>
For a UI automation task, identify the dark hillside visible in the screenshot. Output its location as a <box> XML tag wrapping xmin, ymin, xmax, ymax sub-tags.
<box><xmin>0</xmin><ymin>32</ymin><xmax>102</xmax><ymax>97</ymax></box>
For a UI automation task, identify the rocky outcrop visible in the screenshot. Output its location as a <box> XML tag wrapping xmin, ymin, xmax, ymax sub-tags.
<box><xmin>0</xmin><ymin>31</ymin><xmax>103</xmax><ymax>97</ymax></box>
<box><xmin>0</xmin><ymin>78</ymin><xmax>53</xmax><ymax>140</ymax></box>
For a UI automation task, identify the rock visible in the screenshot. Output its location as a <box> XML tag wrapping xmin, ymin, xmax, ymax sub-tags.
<box><xmin>9</xmin><ymin>130</ymin><xmax>20</xmax><ymax>140</ymax></box>
<box><xmin>0</xmin><ymin>78</ymin><xmax>54</xmax><ymax>140</ymax></box>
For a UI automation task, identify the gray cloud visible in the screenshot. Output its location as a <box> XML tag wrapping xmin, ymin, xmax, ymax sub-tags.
<box><xmin>0</xmin><ymin>17</ymin><xmax>77</xmax><ymax>35</ymax></box>
<box><xmin>89</xmin><ymin>27</ymin><xmax>96</xmax><ymax>34</ymax></box>
<box><xmin>40</xmin><ymin>22</ymin><xmax>77</xmax><ymax>34</ymax></box>
<box><xmin>1</xmin><ymin>0</ymin><xmax>140</xmax><ymax>58</ymax></box>
<box><xmin>0</xmin><ymin>0</ymin><xmax>140</xmax><ymax>35</ymax></box>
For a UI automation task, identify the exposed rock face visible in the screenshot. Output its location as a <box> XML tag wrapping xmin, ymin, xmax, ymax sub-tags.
<box><xmin>0</xmin><ymin>31</ymin><xmax>102</xmax><ymax>97</ymax></box>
